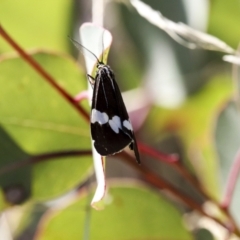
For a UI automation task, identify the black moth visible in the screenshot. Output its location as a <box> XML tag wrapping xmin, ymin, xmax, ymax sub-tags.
<box><xmin>71</xmin><ymin>37</ymin><xmax>140</xmax><ymax>164</ymax></box>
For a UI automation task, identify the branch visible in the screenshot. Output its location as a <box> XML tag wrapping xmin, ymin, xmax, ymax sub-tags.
<box><xmin>0</xmin><ymin>149</ymin><xmax>92</xmax><ymax>176</ymax></box>
<box><xmin>130</xmin><ymin>0</ymin><xmax>235</xmax><ymax>53</ymax></box>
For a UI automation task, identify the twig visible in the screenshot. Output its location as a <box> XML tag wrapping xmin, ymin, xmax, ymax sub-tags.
<box><xmin>138</xmin><ymin>142</ymin><xmax>178</xmax><ymax>163</ymax></box>
<box><xmin>0</xmin><ymin>150</ymin><xmax>92</xmax><ymax>176</ymax></box>
<box><xmin>130</xmin><ymin>0</ymin><xmax>235</xmax><ymax>53</ymax></box>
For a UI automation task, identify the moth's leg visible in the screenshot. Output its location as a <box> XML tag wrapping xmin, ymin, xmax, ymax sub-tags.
<box><xmin>87</xmin><ymin>74</ymin><xmax>95</xmax><ymax>88</ymax></box>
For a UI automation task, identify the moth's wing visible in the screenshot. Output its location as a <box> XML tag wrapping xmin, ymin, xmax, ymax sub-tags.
<box><xmin>91</xmin><ymin>68</ymin><xmax>131</xmax><ymax>154</ymax></box>
<box><xmin>91</xmin><ymin>67</ymin><xmax>140</xmax><ymax>163</ymax></box>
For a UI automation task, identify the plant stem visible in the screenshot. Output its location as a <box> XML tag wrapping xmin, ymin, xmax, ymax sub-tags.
<box><xmin>0</xmin><ymin>150</ymin><xmax>92</xmax><ymax>176</ymax></box>
<box><xmin>222</xmin><ymin>149</ymin><xmax>240</xmax><ymax>209</ymax></box>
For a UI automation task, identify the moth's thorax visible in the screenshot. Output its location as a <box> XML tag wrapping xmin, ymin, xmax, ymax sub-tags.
<box><xmin>97</xmin><ymin>63</ymin><xmax>113</xmax><ymax>75</ymax></box>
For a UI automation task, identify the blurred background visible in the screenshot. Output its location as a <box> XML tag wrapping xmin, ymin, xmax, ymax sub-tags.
<box><xmin>0</xmin><ymin>0</ymin><xmax>240</xmax><ymax>239</ymax></box>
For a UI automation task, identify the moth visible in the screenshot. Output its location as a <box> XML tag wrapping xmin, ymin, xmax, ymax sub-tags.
<box><xmin>71</xmin><ymin>37</ymin><xmax>140</xmax><ymax>164</ymax></box>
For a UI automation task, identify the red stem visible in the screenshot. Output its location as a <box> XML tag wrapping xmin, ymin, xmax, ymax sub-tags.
<box><xmin>0</xmin><ymin>149</ymin><xmax>92</xmax><ymax>176</ymax></box>
<box><xmin>222</xmin><ymin>148</ymin><xmax>240</xmax><ymax>209</ymax></box>
<box><xmin>138</xmin><ymin>142</ymin><xmax>178</xmax><ymax>163</ymax></box>
<box><xmin>0</xmin><ymin>24</ymin><xmax>89</xmax><ymax>122</ymax></box>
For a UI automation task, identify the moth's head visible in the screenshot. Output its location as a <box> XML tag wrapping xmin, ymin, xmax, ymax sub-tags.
<box><xmin>96</xmin><ymin>62</ymin><xmax>106</xmax><ymax>69</ymax></box>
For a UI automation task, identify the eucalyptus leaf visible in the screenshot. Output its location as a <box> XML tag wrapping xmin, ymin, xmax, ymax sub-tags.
<box><xmin>35</xmin><ymin>183</ymin><xmax>192</xmax><ymax>240</ymax></box>
<box><xmin>0</xmin><ymin>52</ymin><xmax>92</xmax><ymax>201</ymax></box>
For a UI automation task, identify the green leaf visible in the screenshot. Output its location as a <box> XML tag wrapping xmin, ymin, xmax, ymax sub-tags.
<box><xmin>208</xmin><ymin>1</ymin><xmax>240</xmax><ymax>48</ymax></box>
<box><xmin>0</xmin><ymin>51</ymin><xmax>92</xmax><ymax>202</ymax></box>
<box><xmin>35</xmin><ymin>184</ymin><xmax>192</xmax><ymax>240</ymax></box>
<box><xmin>0</xmin><ymin>0</ymin><xmax>73</xmax><ymax>53</ymax></box>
